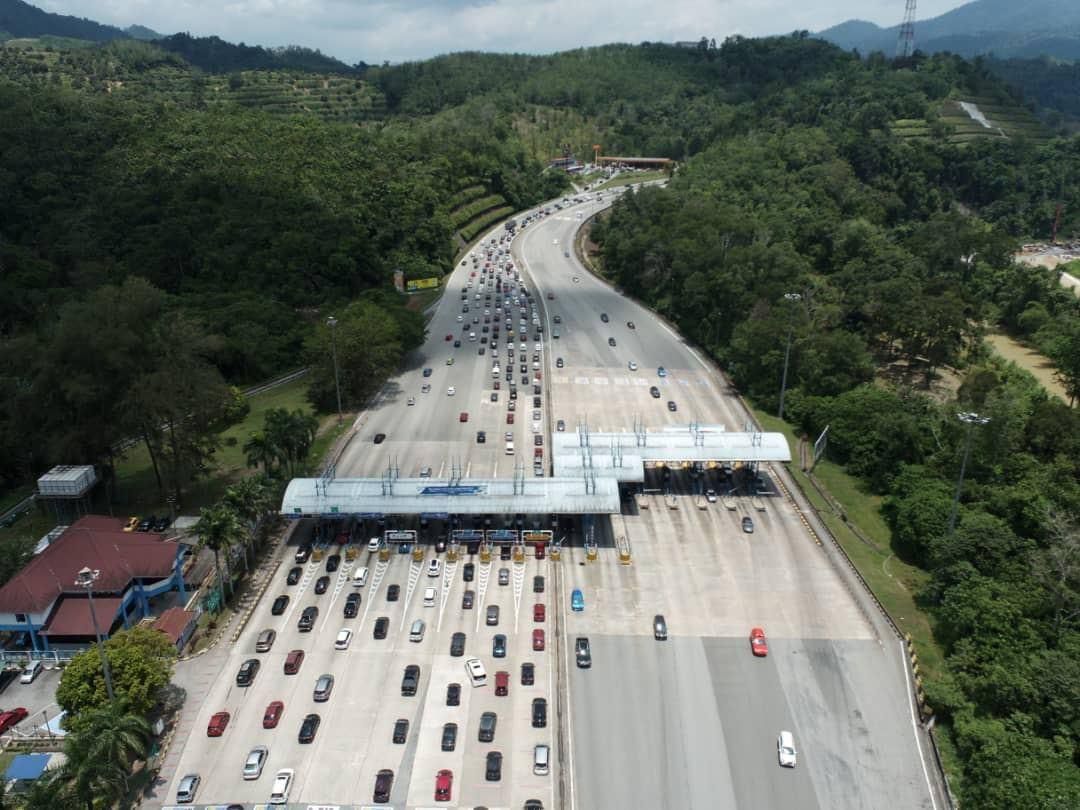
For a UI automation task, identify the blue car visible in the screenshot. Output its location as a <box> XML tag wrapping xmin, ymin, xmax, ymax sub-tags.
<box><xmin>657</xmin><ymin>367</ymin><xmax>667</xmax><ymax>377</ymax></box>
<box><xmin>571</xmin><ymin>589</ymin><xmax>584</xmax><ymax>612</ymax></box>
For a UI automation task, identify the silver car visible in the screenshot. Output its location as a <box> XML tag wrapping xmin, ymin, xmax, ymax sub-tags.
<box><xmin>313</xmin><ymin>674</ymin><xmax>334</xmax><ymax>702</ymax></box>
<box><xmin>498</xmin><ymin>567</ymin><xmax>510</xmax><ymax>586</ymax></box>
<box><xmin>176</xmin><ymin>774</ymin><xmax>200</xmax><ymax>803</ymax></box>
<box><xmin>242</xmin><ymin>746</ymin><xmax>268</xmax><ymax>780</ymax></box>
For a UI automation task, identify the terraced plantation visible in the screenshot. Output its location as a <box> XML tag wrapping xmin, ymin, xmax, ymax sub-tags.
<box><xmin>447</xmin><ymin>184</ymin><xmax>514</xmax><ymax>243</ymax></box>
<box><xmin>891</xmin><ymin>95</ymin><xmax>1049</xmax><ymax>145</ymax></box>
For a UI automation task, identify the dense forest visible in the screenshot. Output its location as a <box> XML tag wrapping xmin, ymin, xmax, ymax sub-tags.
<box><xmin>2</xmin><ymin>32</ymin><xmax>1080</xmax><ymax>803</ymax></box>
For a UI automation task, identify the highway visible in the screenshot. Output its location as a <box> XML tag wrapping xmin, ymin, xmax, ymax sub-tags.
<box><xmin>163</xmin><ymin>183</ymin><xmax>936</xmax><ymax>809</ymax></box>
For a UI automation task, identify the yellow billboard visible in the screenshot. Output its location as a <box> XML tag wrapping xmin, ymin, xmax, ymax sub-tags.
<box><xmin>406</xmin><ymin>277</ymin><xmax>440</xmax><ymax>292</ymax></box>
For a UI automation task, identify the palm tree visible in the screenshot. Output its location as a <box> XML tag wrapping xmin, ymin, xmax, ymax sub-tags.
<box><xmin>265</xmin><ymin>408</ymin><xmax>319</xmax><ymax>478</ymax></box>
<box><xmin>242</xmin><ymin>431</ymin><xmax>278</xmax><ymax>477</ymax></box>
<box><xmin>18</xmin><ymin>766</ymin><xmax>80</xmax><ymax>810</ymax></box>
<box><xmin>222</xmin><ymin>477</ymin><xmax>273</xmax><ymax>572</ymax></box>
<box><xmin>59</xmin><ymin>699</ymin><xmax>150</xmax><ymax>810</ymax></box>
<box><xmin>194</xmin><ymin>504</ymin><xmax>244</xmax><ymax>606</ymax></box>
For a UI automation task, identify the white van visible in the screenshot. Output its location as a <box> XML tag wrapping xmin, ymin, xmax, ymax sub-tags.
<box><xmin>505</xmin><ymin>441</ymin><xmax>515</xmax><ymax>456</ymax></box>
<box><xmin>409</xmin><ymin>619</ymin><xmax>426</xmax><ymax>642</ymax></box>
<box><xmin>534</xmin><ymin>743</ymin><xmax>550</xmax><ymax>775</ymax></box>
<box><xmin>351</xmin><ymin>566</ymin><xmax>369</xmax><ymax>588</ymax></box>
<box><xmin>423</xmin><ymin>587</ymin><xmax>437</xmax><ymax>607</ymax></box>
<box><xmin>469</xmin><ymin>331</ymin><xmax>477</xmax><ymax>342</ymax></box>
<box><xmin>465</xmin><ymin>657</ymin><xmax>487</xmax><ymax>687</ymax></box>
<box><xmin>269</xmin><ymin>768</ymin><xmax>294</xmax><ymax>805</ymax></box>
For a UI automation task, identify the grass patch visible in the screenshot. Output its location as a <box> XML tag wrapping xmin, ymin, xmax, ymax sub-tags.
<box><xmin>113</xmin><ymin>376</ymin><xmax>315</xmax><ymax>514</ymax></box>
<box><xmin>985</xmin><ymin>331</ymin><xmax>1067</xmax><ymax>402</ymax></box>
<box><xmin>404</xmin><ymin>286</ymin><xmax>443</xmax><ymax>316</ymax></box>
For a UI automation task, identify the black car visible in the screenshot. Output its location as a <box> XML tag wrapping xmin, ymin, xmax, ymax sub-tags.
<box><xmin>627</xmin><ymin>321</ymin><xmax>636</xmax><ymax>329</ymax></box>
<box><xmin>453</xmin><ymin>339</ymin><xmax>461</xmax><ymax>347</ymax></box>
<box><xmin>608</xmin><ymin>337</ymin><xmax>616</xmax><ymax>347</ymax></box>
<box><xmin>152</xmin><ymin>515</ymin><xmax>170</xmax><ymax>532</ymax></box>
<box><xmin>137</xmin><ymin>516</ymin><xmax>154</xmax><ymax>532</ymax></box>
<box><xmin>667</xmin><ymin>400</ymin><xmax>677</xmax><ymax>412</ymax></box>
<box><xmin>236</xmin><ymin>658</ymin><xmax>260</xmax><ymax>686</ymax></box>
<box><xmin>298</xmin><ymin>713</ymin><xmax>321</xmax><ymax>743</ymax></box>
<box><xmin>271</xmin><ymin>595</ymin><xmax>289</xmax><ymax>615</ymax></box>
<box><xmin>422</xmin><ymin>367</ymin><xmax>433</xmax><ymax>377</ymax></box>
<box><xmin>485</xmin><ymin>751</ymin><xmax>503</xmax><ymax>781</ymax></box>
<box><xmin>343</xmin><ymin>592</ymin><xmax>361</xmax><ymax>618</ymax></box>
<box><xmin>478</xmin><ymin>711</ymin><xmax>497</xmax><ymax>742</ymax></box>
<box><xmin>435</xmin><ymin>538</ymin><xmax>447</xmax><ymax>553</ymax></box>
<box><xmin>441</xmin><ymin>722</ymin><xmax>458</xmax><ymax>751</ymax></box>
<box><xmin>533</xmin><ymin>575</ymin><xmax>545</xmax><ymax>593</ymax></box>
<box><xmin>493</xmin><ymin>634</ymin><xmax>507</xmax><ymax>658</ymax></box>
<box><xmin>650</xmin><ymin>386</ymin><xmax>661</xmax><ymax>398</ymax></box>
<box><xmin>462</xmin><ymin>590</ymin><xmax>475</xmax><ymax>609</ymax></box>
<box><xmin>294</xmin><ymin>545</ymin><xmax>311</xmax><ymax>563</ymax></box>
<box><xmin>325</xmin><ymin>554</ymin><xmax>341</xmax><ymax>573</ymax></box>
<box><xmin>450</xmin><ymin>632</ymin><xmax>466</xmax><ymax>657</ymax></box>
<box><xmin>556</xmin><ymin>357</ymin><xmax>564</xmax><ymax>368</ymax></box>
<box><xmin>297</xmin><ymin>606</ymin><xmax>318</xmax><ymax>631</ymax></box>
<box><xmin>463</xmin><ymin>562</ymin><xmax>475</xmax><ymax>582</ymax></box>
<box><xmin>447</xmin><ymin>682</ymin><xmax>461</xmax><ymax>706</ymax></box>
<box><xmin>500</xmin><ymin>544</ymin><xmax>512</xmax><ymax>561</ymax></box>
<box><xmin>600</xmin><ymin>313</ymin><xmax>609</xmax><ymax>323</ymax></box>
<box><xmin>373</xmin><ymin>433</ymin><xmax>386</xmax><ymax>444</ymax></box>
<box><xmin>533</xmin><ymin>396</ymin><xmax>541</xmax><ymax>407</ymax></box>
<box><xmin>374</xmin><ymin>616</ymin><xmax>389</xmax><ymax>639</ymax></box>
<box><xmin>387</xmin><ymin>584</ymin><xmax>400</xmax><ymax>602</ymax></box>
<box><xmin>477</xmin><ymin>430</ymin><xmax>486</xmax><ymax>443</ymax></box>
<box><xmin>286</xmin><ymin>567</ymin><xmax>302</xmax><ymax>585</ymax></box>
<box><xmin>532</xmin><ymin>697</ymin><xmax>547</xmax><ymax>728</ymax></box>
<box><xmin>314</xmin><ymin>575</ymin><xmax>330</xmax><ymax>595</ymax></box>
<box><xmin>401</xmin><ymin>664</ymin><xmax>420</xmax><ymax>696</ymax></box>
<box><xmin>521</xmin><ymin>662</ymin><xmax>535</xmax><ymax>685</ymax></box>
<box><xmin>373</xmin><ymin>769</ymin><xmax>394</xmax><ymax>803</ymax></box>
<box><xmin>392</xmin><ymin>718</ymin><xmax>409</xmax><ymax>744</ymax></box>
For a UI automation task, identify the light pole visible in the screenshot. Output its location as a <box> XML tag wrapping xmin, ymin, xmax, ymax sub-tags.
<box><xmin>327</xmin><ymin>316</ymin><xmax>343</xmax><ymax>423</ymax></box>
<box><xmin>777</xmin><ymin>292</ymin><xmax>802</xmax><ymax>422</ymax></box>
<box><xmin>947</xmin><ymin>412</ymin><xmax>990</xmax><ymax>536</ymax></box>
<box><xmin>75</xmin><ymin>567</ymin><xmax>115</xmax><ymax>702</ymax></box>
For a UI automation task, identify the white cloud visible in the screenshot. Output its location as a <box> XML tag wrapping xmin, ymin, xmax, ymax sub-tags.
<box><xmin>38</xmin><ymin>0</ymin><xmax>973</xmax><ymax>63</ymax></box>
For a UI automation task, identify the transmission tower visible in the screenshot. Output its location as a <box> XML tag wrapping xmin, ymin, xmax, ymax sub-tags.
<box><xmin>896</xmin><ymin>0</ymin><xmax>917</xmax><ymax>59</ymax></box>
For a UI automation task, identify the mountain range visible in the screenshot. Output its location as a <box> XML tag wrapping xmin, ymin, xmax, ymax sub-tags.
<box><xmin>818</xmin><ymin>0</ymin><xmax>1080</xmax><ymax>60</ymax></box>
<box><xmin>0</xmin><ymin>0</ymin><xmax>156</xmax><ymax>41</ymax></box>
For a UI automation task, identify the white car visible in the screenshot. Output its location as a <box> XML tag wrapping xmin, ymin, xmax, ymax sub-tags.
<box><xmin>368</xmin><ymin>537</ymin><xmax>381</xmax><ymax>552</ymax></box>
<box><xmin>777</xmin><ymin>731</ymin><xmax>797</xmax><ymax>767</ymax></box>
<box><xmin>407</xmin><ymin>397</ymin><xmax>415</xmax><ymax>406</ymax></box>
<box><xmin>334</xmin><ymin>629</ymin><xmax>352</xmax><ymax>650</ymax></box>
<box><xmin>628</xmin><ymin>361</ymin><xmax>638</xmax><ymax>371</ymax></box>
<box><xmin>456</xmin><ymin>315</ymin><xmax>463</xmax><ymax>322</ymax></box>
<box><xmin>706</xmin><ymin>489</ymin><xmax>717</xmax><ymax>503</ymax></box>
<box><xmin>447</xmin><ymin>387</ymin><xmax>456</xmax><ymax>396</ymax></box>
<box><xmin>421</xmin><ymin>384</ymin><xmax>431</xmax><ymax>393</ymax></box>
<box><xmin>427</xmin><ymin>559</ymin><xmax>441</xmax><ymax>578</ymax></box>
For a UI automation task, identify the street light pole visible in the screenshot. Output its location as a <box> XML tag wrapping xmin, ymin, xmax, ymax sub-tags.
<box><xmin>777</xmin><ymin>292</ymin><xmax>802</xmax><ymax>422</ymax></box>
<box><xmin>327</xmin><ymin>316</ymin><xmax>343</xmax><ymax>423</ymax></box>
<box><xmin>75</xmin><ymin>567</ymin><xmax>115</xmax><ymax>702</ymax></box>
<box><xmin>947</xmin><ymin>412</ymin><xmax>990</xmax><ymax>536</ymax></box>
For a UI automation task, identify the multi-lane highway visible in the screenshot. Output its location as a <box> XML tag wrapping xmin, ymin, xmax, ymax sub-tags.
<box><xmin>164</xmin><ymin>183</ymin><xmax>938</xmax><ymax>809</ymax></box>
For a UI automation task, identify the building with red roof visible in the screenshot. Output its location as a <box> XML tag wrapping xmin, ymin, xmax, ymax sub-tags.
<box><xmin>0</xmin><ymin>515</ymin><xmax>189</xmax><ymax>652</ymax></box>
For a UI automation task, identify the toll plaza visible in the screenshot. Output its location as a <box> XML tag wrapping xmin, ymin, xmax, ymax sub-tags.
<box><xmin>280</xmin><ymin>425</ymin><xmax>792</xmax><ymax>558</ymax></box>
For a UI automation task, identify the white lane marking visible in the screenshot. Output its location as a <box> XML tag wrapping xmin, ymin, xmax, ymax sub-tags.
<box><xmin>900</xmin><ymin>637</ymin><xmax>940</xmax><ymax>810</ymax></box>
<box><xmin>278</xmin><ymin>560</ymin><xmax>320</xmax><ymax>626</ymax></box>
<box><xmin>465</xmin><ymin>461</ymin><xmax>472</xmax><ymax>477</ymax></box>
<box><xmin>437</xmin><ymin>460</ymin><xmax>446</xmax><ymax>478</ymax></box>
<box><xmin>436</xmin><ymin>559</ymin><xmax>457</xmax><ymax>633</ymax></box>
<box><xmin>473</xmin><ymin>561</ymin><xmax>492</xmax><ymax>633</ymax></box>
<box><xmin>592</xmin><ymin>377</ymin><xmax>609</xmax><ymax>385</ymax></box>
<box><xmin>561</xmin><ymin>564</ymin><xmax>578</xmax><ymax>810</ymax></box>
<box><xmin>399</xmin><ymin>559</ymin><xmax>423</xmax><ymax>631</ymax></box>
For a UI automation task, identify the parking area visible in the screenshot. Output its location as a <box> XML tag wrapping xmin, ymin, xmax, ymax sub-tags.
<box><xmin>166</xmin><ymin>542</ymin><xmax>557</xmax><ymax>808</ymax></box>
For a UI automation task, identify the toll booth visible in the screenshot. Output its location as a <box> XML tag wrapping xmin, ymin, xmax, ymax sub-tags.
<box><xmin>522</xmin><ymin>530</ymin><xmax>553</xmax><ymax>558</ymax></box>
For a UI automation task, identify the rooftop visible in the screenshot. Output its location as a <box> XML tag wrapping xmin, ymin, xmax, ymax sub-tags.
<box><xmin>0</xmin><ymin>516</ymin><xmax>182</xmax><ymax>614</ymax></box>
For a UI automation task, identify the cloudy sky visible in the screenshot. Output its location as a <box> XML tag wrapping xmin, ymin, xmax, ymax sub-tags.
<box><xmin>40</xmin><ymin>0</ymin><xmax>972</xmax><ymax>64</ymax></box>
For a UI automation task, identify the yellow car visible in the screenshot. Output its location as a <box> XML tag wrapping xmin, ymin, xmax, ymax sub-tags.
<box><xmin>123</xmin><ymin>516</ymin><xmax>139</xmax><ymax>532</ymax></box>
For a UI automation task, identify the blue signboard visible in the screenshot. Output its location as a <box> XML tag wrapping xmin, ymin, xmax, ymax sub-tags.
<box><xmin>420</xmin><ymin>486</ymin><xmax>485</xmax><ymax>496</ymax></box>
<box><xmin>451</xmin><ymin>529</ymin><xmax>485</xmax><ymax>540</ymax></box>
<box><xmin>357</xmin><ymin>513</ymin><xmax>384</xmax><ymax>519</ymax></box>
<box><xmin>488</xmin><ymin>529</ymin><xmax>517</xmax><ymax>541</ymax></box>
<box><xmin>421</xmin><ymin>512</ymin><xmax>450</xmax><ymax>520</ymax></box>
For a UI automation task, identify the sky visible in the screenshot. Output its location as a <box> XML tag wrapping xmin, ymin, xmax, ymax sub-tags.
<box><xmin>40</xmin><ymin>0</ymin><xmax>973</xmax><ymax>64</ymax></box>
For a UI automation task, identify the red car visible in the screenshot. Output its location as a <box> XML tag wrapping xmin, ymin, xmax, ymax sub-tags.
<box><xmin>0</xmin><ymin>707</ymin><xmax>28</xmax><ymax>735</ymax></box>
<box><xmin>207</xmin><ymin>711</ymin><xmax>230</xmax><ymax>737</ymax></box>
<box><xmin>532</xmin><ymin>628</ymin><xmax>545</xmax><ymax>651</ymax></box>
<box><xmin>507</xmin><ymin>413</ymin><xmax>515</xmax><ymax>424</ymax></box>
<box><xmin>536</xmin><ymin>544</ymin><xmax>545</xmax><ymax>560</ymax></box>
<box><xmin>533</xmin><ymin>603</ymin><xmax>545</xmax><ymax>622</ymax></box>
<box><xmin>434</xmin><ymin>768</ymin><xmax>453</xmax><ymax>801</ymax></box>
<box><xmin>263</xmin><ymin>701</ymin><xmax>284</xmax><ymax>729</ymax></box>
<box><xmin>750</xmin><ymin>627</ymin><xmax>769</xmax><ymax>657</ymax></box>
<box><xmin>444</xmin><ymin>333</ymin><xmax>453</xmax><ymax>341</ymax></box>
<box><xmin>459</xmin><ymin>412</ymin><xmax>469</xmax><ymax>423</ymax></box>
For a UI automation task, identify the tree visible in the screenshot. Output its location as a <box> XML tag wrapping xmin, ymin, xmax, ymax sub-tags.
<box><xmin>56</xmin><ymin>627</ymin><xmax>176</xmax><ymax>722</ymax></box>
<box><xmin>263</xmin><ymin>408</ymin><xmax>319</xmax><ymax>478</ymax></box>
<box><xmin>194</xmin><ymin>503</ymin><xmax>245</xmax><ymax>605</ymax></box>
<box><xmin>243</xmin><ymin>431</ymin><xmax>277</xmax><ymax>476</ymax></box>
<box><xmin>1045</xmin><ymin>317</ymin><xmax>1080</xmax><ymax>407</ymax></box>
<box><xmin>58</xmin><ymin>698</ymin><xmax>151</xmax><ymax>810</ymax></box>
<box><xmin>222</xmin><ymin>476</ymin><xmax>275</xmax><ymax>571</ymax></box>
